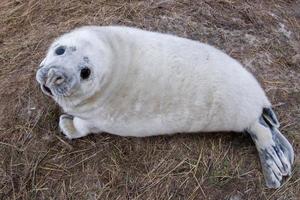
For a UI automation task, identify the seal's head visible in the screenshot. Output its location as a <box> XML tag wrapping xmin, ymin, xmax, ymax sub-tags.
<box><xmin>36</xmin><ymin>28</ymin><xmax>111</xmax><ymax>109</ymax></box>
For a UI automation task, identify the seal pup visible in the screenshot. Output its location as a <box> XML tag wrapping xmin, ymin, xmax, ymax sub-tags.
<box><xmin>36</xmin><ymin>26</ymin><xmax>294</xmax><ymax>188</ymax></box>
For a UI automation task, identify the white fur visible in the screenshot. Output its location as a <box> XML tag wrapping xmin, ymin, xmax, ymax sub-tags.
<box><xmin>41</xmin><ymin>26</ymin><xmax>271</xmax><ymax>137</ymax></box>
<box><xmin>36</xmin><ymin>26</ymin><xmax>296</xmax><ymax>188</ymax></box>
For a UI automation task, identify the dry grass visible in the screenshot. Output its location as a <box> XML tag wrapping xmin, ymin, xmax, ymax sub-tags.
<box><xmin>0</xmin><ymin>0</ymin><xmax>299</xmax><ymax>199</ymax></box>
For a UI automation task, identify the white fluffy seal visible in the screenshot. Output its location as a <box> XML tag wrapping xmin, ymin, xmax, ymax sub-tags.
<box><xmin>36</xmin><ymin>26</ymin><xmax>294</xmax><ymax>188</ymax></box>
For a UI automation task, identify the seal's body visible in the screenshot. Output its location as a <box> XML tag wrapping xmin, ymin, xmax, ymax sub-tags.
<box><xmin>36</xmin><ymin>26</ymin><xmax>294</xmax><ymax>188</ymax></box>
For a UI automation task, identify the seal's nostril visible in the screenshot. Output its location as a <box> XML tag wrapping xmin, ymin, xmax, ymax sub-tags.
<box><xmin>55</xmin><ymin>76</ymin><xmax>64</xmax><ymax>85</ymax></box>
<box><xmin>43</xmin><ymin>85</ymin><xmax>53</xmax><ymax>96</ymax></box>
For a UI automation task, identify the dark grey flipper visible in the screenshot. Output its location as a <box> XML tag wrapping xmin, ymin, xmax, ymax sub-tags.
<box><xmin>271</xmin><ymin>127</ymin><xmax>294</xmax><ymax>167</ymax></box>
<box><xmin>247</xmin><ymin>107</ymin><xmax>294</xmax><ymax>188</ymax></box>
<box><xmin>260</xmin><ymin>108</ymin><xmax>294</xmax><ymax>164</ymax></box>
<box><xmin>262</xmin><ymin>107</ymin><xmax>279</xmax><ymax>128</ymax></box>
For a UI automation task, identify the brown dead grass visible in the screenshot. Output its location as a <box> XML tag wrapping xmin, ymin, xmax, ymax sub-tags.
<box><xmin>0</xmin><ymin>0</ymin><xmax>299</xmax><ymax>199</ymax></box>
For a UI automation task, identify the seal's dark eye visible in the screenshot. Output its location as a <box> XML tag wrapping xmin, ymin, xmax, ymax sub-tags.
<box><xmin>55</xmin><ymin>46</ymin><xmax>65</xmax><ymax>55</ymax></box>
<box><xmin>80</xmin><ymin>67</ymin><xmax>91</xmax><ymax>80</ymax></box>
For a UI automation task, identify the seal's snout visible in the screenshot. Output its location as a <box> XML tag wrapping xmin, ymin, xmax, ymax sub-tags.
<box><xmin>36</xmin><ymin>65</ymin><xmax>72</xmax><ymax>97</ymax></box>
<box><xmin>46</xmin><ymin>68</ymin><xmax>66</xmax><ymax>86</ymax></box>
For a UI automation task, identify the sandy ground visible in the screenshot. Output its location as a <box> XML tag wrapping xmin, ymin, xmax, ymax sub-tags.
<box><xmin>0</xmin><ymin>0</ymin><xmax>299</xmax><ymax>199</ymax></box>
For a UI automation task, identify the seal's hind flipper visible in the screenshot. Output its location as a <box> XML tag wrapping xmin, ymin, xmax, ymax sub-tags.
<box><xmin>247</xmin><ymin>107</ymin><xmax>294</xmax><ymax>188</ymax></box>
<box><xmin>270</xmin><ymin>126</ymin><xmax>294</xmax><ymax>167</ymax></box>
<box><xmin>262</xmin><ymin>107</ymin><xmax>280</xmax><ymax>128</ymax></box>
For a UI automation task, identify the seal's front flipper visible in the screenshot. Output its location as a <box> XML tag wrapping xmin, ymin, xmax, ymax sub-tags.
<box><xmin>247</xmin><ymin>108</ymin><xmax>294</xmax><ymax>188</ymax></box>
<box><xmin>59</xmin><ymin>114</ymin><xmax>90</xmax><ymax>139</ymax></box>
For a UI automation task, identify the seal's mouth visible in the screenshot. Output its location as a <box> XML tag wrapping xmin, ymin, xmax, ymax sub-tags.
<box><xmin>42</xmin><ymin>84</ymin><xmax>53</xmax><ymax>96</ymax></box>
